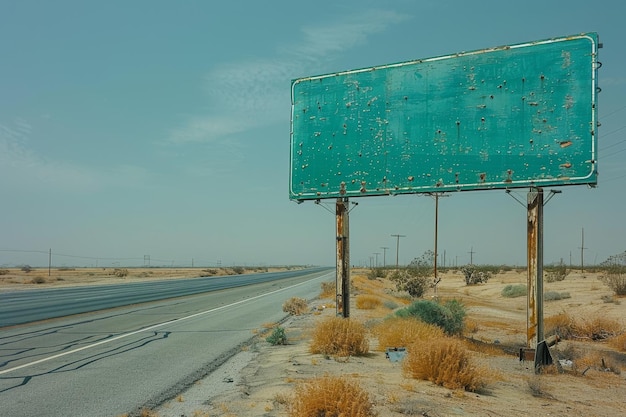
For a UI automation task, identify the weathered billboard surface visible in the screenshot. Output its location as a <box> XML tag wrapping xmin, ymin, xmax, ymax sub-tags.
<box><xmin>289</xmin><ymin>33</ymin><xmax>599</xmax><ymax>201</ymax></box>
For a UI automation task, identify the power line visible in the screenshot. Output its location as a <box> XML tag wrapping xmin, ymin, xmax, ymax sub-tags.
<box><xmin>600</xmin><ymin>172</ymin><xmax>626</xmax><ymax>183</ymax></box>
<box><xmin>603</xmin><ymin>104</ymin><xmax>626</xmax><ymax>119</ymax></box>
<box><xmin>599</xmin><ymin>126</ymin><xmax>626</xmax><ymax>148</ymax></box>
<box><xmin>602</xmin><ymin>146</ymin><xmax>626</xmax><ymax>159</ymax></box>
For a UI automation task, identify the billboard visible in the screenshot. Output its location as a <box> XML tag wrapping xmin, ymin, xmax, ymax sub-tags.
<box><xmin>289</xmin><ymin>33</ymin><xmax>599</xmax><ymax>201</ymax></box>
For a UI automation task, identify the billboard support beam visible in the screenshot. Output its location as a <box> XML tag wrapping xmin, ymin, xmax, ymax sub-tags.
<box><xmin>527</xmin><ymin>188</ymin><xmax>544</xmax><ymax>348</ymax></box>
<box><xmin>336</xmin><ymin>198</ymin><xmax>350</xmax><ymax>318</ymax></box>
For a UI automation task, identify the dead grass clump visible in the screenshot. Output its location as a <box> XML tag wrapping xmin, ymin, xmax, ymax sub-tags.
<box><xmin>289</xmin><ymin>375</ymin><xmax>375</xmax><ymax>417</ymax></box>
<box><xmin>573</xmin><ymin>316</ymin><xmax>622</xmax><ymax>340</ymax></box>
<box><xmin>310</xmin><ymin>317</ymin><xmax>369</xmax><ymax>357</ymax></box>
<box><xmin>283</xmin><ymin>297</ymin><xmax>308</xmax><ymax>315</ymax></box>
<box><xmin>30</xmin><ymin>276</ymin><xmax>46</xmax><ymax>284</ymax></box>
<box><xmin>545</xmin><ymin>312</ymin><xmax>623</xmax><ymax>340</ymax></box>
<box><xmin>608</xmin><ymin>332</ymin><xmax>626</xmax><ymax>352</ymax></box>
<box><xmin>320</xmin><ymin>281</ymin><xmax>336</xmax><ymax>299</ymax></box>
<box><xmin>545</xmin><ymin>313</ymin><xmax>575</xmax><ymax>338</ymax></box>
<box><xmin>575</xmin><ymin>351</ymin><xmax>622</xmax><ymax>375</ymax></box>
<box><xmin>355</xmin><ymin>294</ymin><xmax>382</xmax><ymax>310</ymax></box>
<box><xmin>403</xmin><ymin>337</ymin><xmax>487</xmax><ymax>392</ymax></box>
<box><xmin>113</xmin><ymin>268</ymin><xmax>128</xmax><ymax>278</ymax></box>
<box><xmin>373</xmin><ymin>316</ymin><xmax>444</xmax><ymax>352</ymax></box>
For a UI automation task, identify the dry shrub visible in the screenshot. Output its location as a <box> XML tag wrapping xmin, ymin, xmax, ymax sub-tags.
<box><xmin>320</xmin><ymin>281</ymin><xmax>336</xmax><ymax>299</ymax></box>
<box><xmin>355</xmin><ymin>294</ymin><xmax>382</xmax><ymax>310</ymax></box>
<box><xmin>545</xmin><ymin>312</ymin><xmax>621</xmax><ymax>340</ymax></box>
<box><xmin>283</xmin><ymin>297</ymin><xmax>308</xmax><ymax>315</ymax></box>
<box><xmin>545</xmin><ymin>313</ymin><xmax>574</xmax><ymax>338</ymax></box>
<box><xmin>608</xmin><ymin>332</ymin><xmax>626</xmax><ymax>352</ymax></box>
<box><xmin>310</xmin><ymin>317</ymin><xmax>369</xmax><ymax>357</ymax></box>
<box><xmin>573</xmin><ymin>316</ymin><xmax>622</xmax><ymax>340</ymax></box>
<box><xmin>30</xmin><ymin>276</ymin><xmax>46</xmax><ymax>284</ymax></box>
<box><xmin>113</xmin><ymin>268</ymin><xmax>128</xmax><ymax>277</ymax></box>
<box><xmin>575</xmin><ymin>351</ymin><xmax>622</xmax><ymax>375</ymax></box>
<box><xmin>403</xmin><ymin>337</ymin><xmax>487</xmax><ymax>392</ymax></box>
<box><xmin>464</xmin><ymin>318</ymin><xmax>480</xmax><ymax>334</ymax></box>
<box><xmin>289</xmin><ymin>375</ymin><xmax>375</xmax><ymax>417</ymax></box>
<box><xmin>373</xmin><ymin>316</ymin><xmax>444</xmax><ymax>352</ymax></box>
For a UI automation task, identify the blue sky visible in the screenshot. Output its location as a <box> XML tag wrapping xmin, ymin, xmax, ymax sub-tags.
<box><xmin>1</xmin><ymin>0</ymin><xmax>624</xmax><ymax>268</ymax></box>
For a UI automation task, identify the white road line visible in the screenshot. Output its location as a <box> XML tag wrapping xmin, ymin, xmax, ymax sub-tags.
<box><xmin>0</xmin><ymin>274</ymin><xmax>329</xmax><ymax>375</ymax></box>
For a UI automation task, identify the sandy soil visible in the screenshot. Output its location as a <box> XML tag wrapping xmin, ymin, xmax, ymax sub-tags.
<box><xmin>3</xmin><ymin>267</ymin><xmax>625</xmax><ymax>416</ymax></box>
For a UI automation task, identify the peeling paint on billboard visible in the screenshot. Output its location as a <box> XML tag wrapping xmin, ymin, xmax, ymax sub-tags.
<box><xmin>290</xmin><ymin>33</ymin><xmax>599</xmax><ymax>201</ymax></box>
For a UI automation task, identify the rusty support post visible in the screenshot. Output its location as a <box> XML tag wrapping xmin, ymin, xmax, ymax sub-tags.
<box><xmin>527</xmin><ymin>188</ymin><xmax>544</xmax><ymax>348</ymax></box>
<box><xmin>336</xmin><ymin>198</ymin><xmax>350</xmax><ymax>318</ymax></box>
<box><xmin>434</xmin><ymin>193</ymin><xmax>439</xmax><ymax>282</ymax></box>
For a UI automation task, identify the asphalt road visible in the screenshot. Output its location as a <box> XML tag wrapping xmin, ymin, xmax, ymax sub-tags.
<box><xmin>0</xmin><ymin>268</ymin><xmax>330</xmax><ymax>327</ymax></box>
<box><xmin>0</xmin><ymin>268</ymin><xmax>333</xmax><ymax>417</ymax></box>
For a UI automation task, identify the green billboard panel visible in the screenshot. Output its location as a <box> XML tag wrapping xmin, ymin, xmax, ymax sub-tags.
<box><xmin>289</xmin><ymin>33</ymin><xmax>599</xmax><ymax>201</ymax></box>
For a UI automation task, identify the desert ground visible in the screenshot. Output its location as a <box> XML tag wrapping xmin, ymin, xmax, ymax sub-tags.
<box><xmin>2</xmin><ymin>267</ymin><xmax>625</xmax><ymax>416</ymax></box>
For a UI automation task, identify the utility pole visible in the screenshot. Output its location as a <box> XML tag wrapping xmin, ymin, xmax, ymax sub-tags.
<box><xmin>428</xmin><ymin>192</ymin><xmax>448</xmax><ymax>282</ymax></box>
<box><xmin>468</xmin><ymin>247</ymin><xmax>475</xmax><ymax>265</ymax></box>
<box><xmin>336</xmin><ymin>198</ymin><xmax>350</xmax><ymax>318</ymax></box>
<box><xmin>380</xmin><ymin>247</ymin><xmax>389</xmax><ymax>268</ymax></box>
<box><xmin>579</xmin><ymin>227</ymin><xmax>587</xmax><ymax>274</ymax></box>
<box><xmin>373</xmin><ymin>252</ymin><xmax>380</xmax><ymax>268</ymax></box>
<box><xmin>391</xmin><ymin>234</ymin><xmax>406</xmax><ymax>269</ymax></box>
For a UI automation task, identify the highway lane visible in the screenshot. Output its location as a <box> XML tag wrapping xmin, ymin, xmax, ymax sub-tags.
<box><xmin>0</xmin><ymin>267</ymin><xmax>331</xmax><ymax>327</ymax></box>
<box><xmin>0</xmin><ymin>268</ymin><xmax>333</xmax><ymax>417</ymax></box>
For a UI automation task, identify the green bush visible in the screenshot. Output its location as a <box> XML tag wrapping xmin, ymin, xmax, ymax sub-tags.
<box><xmin>544</xmin><ymin>291</ymin><xmax>571</xmax><ymax>301</ymax></box>
<box><xmin>266</xmin><ymin>326</ymin><xmax>287</xmax><ymax>345</ymax></box>
<box><xmin>501</xmin><ymin>284</ymin><xmax>527</xmax><ymax>298</ymax></box>
<box><xmin>395</xmin><ymin>299</ymin><xmax>466</xmax><ymax>336</ymax></box>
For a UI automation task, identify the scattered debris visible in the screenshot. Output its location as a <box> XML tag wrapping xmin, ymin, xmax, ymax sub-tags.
<box><xmin>385</xmin><ymin>347</ymin><xmax>407</xmax><ymax>362</ymax></box>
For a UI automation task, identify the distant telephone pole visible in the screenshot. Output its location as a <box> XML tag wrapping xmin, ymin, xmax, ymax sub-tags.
<box><xmin>391</xmin><ymin>234</ymin><xmax>406</xmax><ymax>269</ymax></box>
<box><xmin>373</xmin><ymin>252</ymin><xmax>380</xmax><ymax>268</ymax></box>
<box><xmin>579</xmin><ymin>228</ymin><xmax>587</xmax><ymax>273</ymax></box>
<box><xmin>380</xmin><ymin>247</ymin><xmax>389</xmax><ymax>267</ymax></box>
<box><xmin>468</xmin><ymin>247</ymin><xmax>475</xmax><ymax>265</ymax></box>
